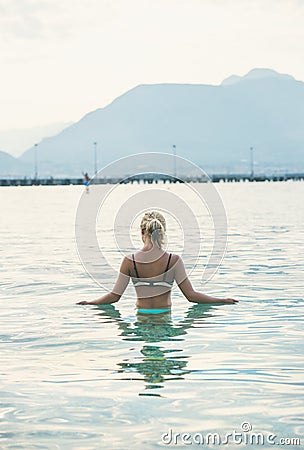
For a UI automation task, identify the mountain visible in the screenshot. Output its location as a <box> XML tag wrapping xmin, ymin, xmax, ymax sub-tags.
<box><xmin>2</xmin><ymin>68</ymin><xmax>304</xmax><ymax>177</ymax></box>
<box><xmin>0</xmin><ymin>151</ymin><xmax>19</xmax><ymax>176</ymax></box>
<box><xmin>221</xmin><ymin>68</ymin><xmax>295</xmax><ymax>85</ymax></box>
<box><xmin>0</xmin><ymin>122</ymin><xmax>72</xmax><ymax>157</ymax></box>
<box><xmin>0</xmin><ymin>151</ymin><xmax>30</xmax><ymax>177</ymax></box>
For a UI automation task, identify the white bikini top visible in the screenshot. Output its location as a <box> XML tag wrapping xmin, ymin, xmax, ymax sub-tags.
<box><xmin>132</xmin><ymin>253</ymin><xmax>174</xmax><ymax>288</ymax></box>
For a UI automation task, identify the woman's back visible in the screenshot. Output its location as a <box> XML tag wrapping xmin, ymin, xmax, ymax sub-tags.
<box><xmin>130</xmin><ymin>250</ymin><xmax>178</xmax><ymax>309</ymax></box>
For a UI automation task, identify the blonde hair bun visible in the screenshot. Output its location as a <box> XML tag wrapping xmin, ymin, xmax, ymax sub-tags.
<box><xmin>140</xmin><ymin>211</ymin><xmax>166</xmax><ymax>248</ymax></box>
<box><xmin>146</xmin><ymin>218</ymin><xmax>163</xmax><ymax>233</ymax></box>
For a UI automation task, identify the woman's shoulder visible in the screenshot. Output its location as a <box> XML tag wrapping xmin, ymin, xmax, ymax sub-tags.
<box><xmin>168</xmin><ymin>252</ymin><xmax>179</xmax><ymax>260</ymax></box>
<box><xmin>123</xmin><ymin>251</ymin><xmax>182</xmax><ymax>261</ymax></box>
<box><xmin>166</xmin><ymin>251</ymin><xmax>180</xmax><ymax>258</ymax></box>
<box><xmin>123</xmin><ymin>253</ymin><xmax>135</xmax><ymax>263</ymax></box>
<box><xmin>123</xmin><ymin>251</ymin><xmax>180</xmax><ymax>261</ymax></box>
<box><xmin>168</xmin><ymin>253</ymin><xmax>183</xmax><ymax>267</ymax></box>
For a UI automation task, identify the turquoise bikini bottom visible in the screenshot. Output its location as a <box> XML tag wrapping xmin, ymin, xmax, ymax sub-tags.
<box><xmin>137</xmin><ymin>308</ymin><xmax>171</xmax><ymax>315</ymax></box>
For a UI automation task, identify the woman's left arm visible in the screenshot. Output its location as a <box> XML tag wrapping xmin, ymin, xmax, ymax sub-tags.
<box><xmin>77</xmin><ymin>257</ymin><xmax>130</xmax><ymax>305</ymax></box>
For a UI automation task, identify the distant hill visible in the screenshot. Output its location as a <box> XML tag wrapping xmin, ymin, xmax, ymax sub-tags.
<box><xmin>0</xmin><ymin>151</ymin><xmax>19</xmax><ymax>176</ymax></box>
<box><xmin>221</xmin><ymin>68</ymin><xmax>295</xmax><ymax>85</ymax></box>
<box><xmin>0</xmin><ymin>150</ymin><xmax>31</xmax><ymax>177</ymax></box>
<box><xmin>1</xmin><ymin>68</ymin><xmax>303</xmax><ymax>177</ymax></box>
<box><xmin>0</xmin><ymin>122</ymin><xmax>72</xmax><ymax>157</ymax></box>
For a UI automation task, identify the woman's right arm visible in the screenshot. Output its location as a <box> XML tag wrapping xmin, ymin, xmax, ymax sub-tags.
<box><xmin>77</xmin><ymin>257</ymin><xmax>130</xmax><ymax>305</ymax></box>
<box><xmin>174</xmin><ymin>256</ymin><xmax>238</xmax><ymax>305</ymax></box>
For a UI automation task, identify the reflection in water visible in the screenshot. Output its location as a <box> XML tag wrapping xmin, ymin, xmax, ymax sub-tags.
<box><xmin>93</xmin><ymin>304</ymin><xmax>215</xmax><ymax>396</ymax></box>
<box><xmin>118</xmin><ymin>345</ymin><xmax>191</xmax><ymax>396</ymax></box>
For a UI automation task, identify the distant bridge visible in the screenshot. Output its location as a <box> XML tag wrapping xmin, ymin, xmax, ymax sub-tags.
<box><xmin>0</xmin><ymin>172</ymin><xmax>303</xmax><ymax>186</ymax></box>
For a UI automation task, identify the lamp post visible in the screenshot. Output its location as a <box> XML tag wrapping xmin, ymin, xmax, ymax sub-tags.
<box><xmin>34</xmin><ymin>143</ymin><xmax>38</xmax><ymax>181</ymax></box>
<box><xmin>93</xmin><ymin>141</ymin><xmax>98</xmax><ymax>176</ymax></box>
<box><xmin>250</xmin><ymin>146</ymin><xmax>254</xmax><ymax>179</ymax></box>
<box><xmin>172</xmin><ymin>144</ymin><xmax>177</xmax><ymax>179</ymax></box>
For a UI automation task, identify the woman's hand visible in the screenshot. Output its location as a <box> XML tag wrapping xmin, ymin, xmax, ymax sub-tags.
<box><xmin>222</xmin><ymin>298</ymin><xmax>238</xmax><ymax>304</ymax></box>
<box><xmin>76</xmin><ymin>292</ymin><xmax>121</xmax><ymax>306</ymax></box>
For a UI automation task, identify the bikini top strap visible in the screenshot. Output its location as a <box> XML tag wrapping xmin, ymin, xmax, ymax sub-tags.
<box><xmin>132</xmin><ymin>254</ymin><xmax>140</xmax><ymax>278</ymax></box>
<box><xmin>163</xmin><ymin>253</ymin><xmax>172</xmax><ymax>281</ymax></box>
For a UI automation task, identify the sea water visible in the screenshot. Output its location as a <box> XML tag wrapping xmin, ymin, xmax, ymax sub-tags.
<box><xmin>0</xmin><ymin>181</ymin><xmax>303</xmax><ymax>449</ymax></box>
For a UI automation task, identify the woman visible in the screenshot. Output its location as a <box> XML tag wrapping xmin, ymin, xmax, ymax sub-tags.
<box><xmin>77</xmin><ymin>211</ymin><xmax>237</xmax><ymax>312</ymax></box>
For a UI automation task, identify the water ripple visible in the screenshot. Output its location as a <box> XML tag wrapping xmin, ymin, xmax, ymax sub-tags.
<box><xmin>0</xmin><ymin>183</ymin><xmax>303</xmax><ymax>449</ymax></box>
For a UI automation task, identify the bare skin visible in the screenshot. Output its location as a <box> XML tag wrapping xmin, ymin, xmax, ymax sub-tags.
<box><xmin>77</xmin><ymin>230</ymin><xmax>238</xmax><ymax>307</ymax></box>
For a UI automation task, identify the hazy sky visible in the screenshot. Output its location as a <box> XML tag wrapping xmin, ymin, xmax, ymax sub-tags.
<box><xmin>1</xmin><ymin>0</ymin><xmax>304</xmax><ymax>131</ymax></box>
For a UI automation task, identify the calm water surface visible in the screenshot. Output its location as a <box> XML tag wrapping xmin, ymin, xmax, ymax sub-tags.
<box><xmin>0</xmin><ymin>182</ymin><xmax>303</xmax><ymax>449</ymax></box>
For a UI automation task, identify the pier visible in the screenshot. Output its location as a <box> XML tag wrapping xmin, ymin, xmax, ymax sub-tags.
<box><xmin>0</xmin><ymin>172</ymin><xmax>303</xmax><ymax>186</ymax></box>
